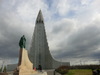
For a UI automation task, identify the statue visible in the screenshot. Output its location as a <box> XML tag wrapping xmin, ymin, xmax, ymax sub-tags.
<box><xmin>19</xmin><ymin>35</ymin><xmax>26</xmax><ymax>48</ymax></box>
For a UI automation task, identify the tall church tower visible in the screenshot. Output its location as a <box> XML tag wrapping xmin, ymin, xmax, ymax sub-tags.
<box><xmin>29</xmin><ymin>10</ymin><xmax>70</xmax><ymax>69</ymax></box>
<box><xmin>29</xmin><ymin>10</ymin><xmax>53</xmax><ymax>69</ymax></box>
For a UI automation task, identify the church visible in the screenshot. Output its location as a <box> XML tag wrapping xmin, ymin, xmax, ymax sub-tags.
<box><xmin>28</xmin><ymin>10</ymin><xmax>70</xmax><ymax>69</ymax></box>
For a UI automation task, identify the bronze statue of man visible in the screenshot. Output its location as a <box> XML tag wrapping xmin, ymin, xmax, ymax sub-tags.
<box><xmin>19</xmin><ymin>35</ymin><xmax>26</xmax><ymax>48</ymax></box>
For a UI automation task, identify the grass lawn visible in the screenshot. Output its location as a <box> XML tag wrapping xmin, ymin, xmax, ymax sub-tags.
<box><xmin>65</xmin><ymin>69</ymin><xmax>92</xmax><ymax>75</ymax></box>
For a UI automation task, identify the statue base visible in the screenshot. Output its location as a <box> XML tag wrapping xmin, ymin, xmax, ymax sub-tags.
<box><xmin>13</xmin><ymin>48</ymin><xmax>37</xmax><ymax>75</ymax></box>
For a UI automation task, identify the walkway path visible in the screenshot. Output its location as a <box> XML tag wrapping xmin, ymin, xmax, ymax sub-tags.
<box><xmin>7</xmin><ymin>70</ymin><xmax>61</xmax><ymax>75</ymax></box>
<box><xmin>46</xmin><ymin>70</ymin><xmax>61</xmax><ymax>75</ymax></box>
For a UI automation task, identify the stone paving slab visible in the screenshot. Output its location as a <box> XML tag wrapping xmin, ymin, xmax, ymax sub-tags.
<box><xmin>7</xmin><ymin>71</ymin><xmax>47</xmax><ymax>75</ymax></box>
<box><xmin>7</xmin><ymin>70</ymin><xmax>61</xmax><ymax>75</ymax></box>
<box><xmin>46</xmin><ymin>70</ymin><xmax>61</xmax><ymax>75</ymax></box>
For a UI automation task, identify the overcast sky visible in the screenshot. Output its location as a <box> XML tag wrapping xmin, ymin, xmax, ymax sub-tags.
<box><xmin>0</xmin><ymin>0</ymin><xmax>100</xmax><ymax>65</ymax></box>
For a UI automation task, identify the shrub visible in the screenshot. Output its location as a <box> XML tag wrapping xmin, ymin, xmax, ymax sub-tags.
<box><xmin>55</xmin><ymin>66</ymin><xmax>70</xmax><ymax>75</ymax></box>
<box><xmin>0</xmin><ymin>67</ymin><xmax>2</xmax><ymax>72</ymax></box>
<box><xmin>3</xmin><ymin>66</ymin><xmax>6</xmax><ymax>73</ymax></box>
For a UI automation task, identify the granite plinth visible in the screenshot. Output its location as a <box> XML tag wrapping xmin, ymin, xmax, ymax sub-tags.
<box><xmin>13</xmin><ymin>48</ymin><xmax>37</xmax><ymax>75</ymax></box>
<box><xmin>13</xmin><ymin>48</ymin><xmax>47</xmax><ymax>75</ymax></box>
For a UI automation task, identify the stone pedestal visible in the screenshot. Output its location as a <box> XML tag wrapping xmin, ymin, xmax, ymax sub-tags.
<box><xmin>13</xmin><ymin>48</ymin><xmax>37</xmax><ymax>75</ymax></box>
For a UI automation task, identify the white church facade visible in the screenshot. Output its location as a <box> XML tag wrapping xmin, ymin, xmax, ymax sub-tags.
<box><xmin>28</xmin><ymin>10</ymin><xmax>70</xmax><ymax>69</ymax></box>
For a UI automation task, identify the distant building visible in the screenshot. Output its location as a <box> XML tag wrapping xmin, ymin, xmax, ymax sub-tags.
<box><xmin>29</xmin><ymin>10</ymin><xmax>70</xmax><ymax>69</ymax></box>
<box><xmin>7</xmin><ymin>64</ymin><xmax>17</xmax><ymax>71</ymax></box>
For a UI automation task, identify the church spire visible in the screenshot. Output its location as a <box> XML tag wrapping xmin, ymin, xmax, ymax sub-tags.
<box><xmin>36</xmin><ymin>10</ymin><xmax>44</xmax><ymax>23</ymax></box>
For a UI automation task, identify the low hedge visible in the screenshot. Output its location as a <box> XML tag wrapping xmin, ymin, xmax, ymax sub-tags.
<box><xmin>55</xmin><ymin>66</ymin><xmax>70</xmax><ymax>75</ymax></box>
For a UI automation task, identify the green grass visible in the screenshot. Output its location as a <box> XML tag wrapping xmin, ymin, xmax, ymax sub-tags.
<box><xmin>65</xmin><ymin>69</ymin><xmax>92</xmax><ymax>75</ymax></box>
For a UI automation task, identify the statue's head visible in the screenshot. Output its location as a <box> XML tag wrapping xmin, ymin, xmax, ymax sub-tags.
<box><xmin>23</xmin><ymin>35</ymin><xmax>25</xmax><ymax>37</ymax></box>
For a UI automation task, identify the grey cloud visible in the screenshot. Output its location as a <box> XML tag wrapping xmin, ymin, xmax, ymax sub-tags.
<box><xmin>0</xmin><ymin>18</ymin><xmax>21</xmax><ymax>59</ymax></box>
<box><xmin>52</xmin><ymin>25</ymin><xmax>63</xmax><ymax>34</ymax></box>
<box><xmin>51</xmin><ymin>24</ymin><xmax>100</xmax><ymax>61</ymax></box>
<box><xmin>0</xmin><ymin>0</ymin><xmax>33</xmax><ymax>59</ymax></box>
<box><xmin>55</xmin><ymin>20</ymin><xmax>73</xmax><ymax>33</ymax></box>
<box><xmin>0</xmin><ymin>17</ymin><xmax>32</xmax><ymax>59</ymax></box>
